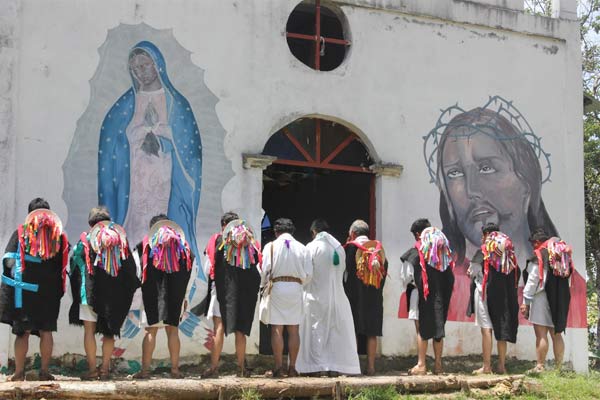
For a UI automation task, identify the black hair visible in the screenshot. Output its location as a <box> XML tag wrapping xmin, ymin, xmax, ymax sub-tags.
<box><xmin>28</xmin><ymin>197</ymin><xmax>50</xmax><ymax>213</ymax></box>
<box><xmin>221</xmin><ymin>211</ymin><xmax>239</xmax><ymax>228</ymax></box>
<box><xmin>310</xmin><ymin>219</ymin><xmax>329</xmax><ymax>234</ymax></box>
<box><xmin>529</xmin><ymin>227</ymin><xmax>550</xmax><ymax>243</ymax></box>
<box><xmin>482</xmin><ymin>222</ymin><xmax>500</xmax><ymax>235</ymax></box>
<box><xmin>274</xmin><ymin>218</ymin><xmax>295</xmax><ymax>235</ymax></box>
<box><xmin>410</xmin><ymin>218</ymin><xmax>431</xmax><ymax>239</ymax></box>
<box><xmin>88</xmin><ymin>206</ymin><xmax>111</xmax><ymax>227</ymax></box>
<box><xmin>149</xmin><ymin>214</ymin><xmax>168</xmax><ymax>228</ymax></box>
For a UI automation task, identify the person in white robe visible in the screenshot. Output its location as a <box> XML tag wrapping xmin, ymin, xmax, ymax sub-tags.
<box><xmin>520</xmin><ymin>228</ymin><xmax>568</xmax><ymax>373</ymax></box>
<box><xmin>260</xmin><ymin>218</ymin><xmax>312</xmax><ymax>377</ymax></box>
<box><xmin>296</xmin><ymin>219</ymin><xmax>360</xmax><ymax>376</ymax></box>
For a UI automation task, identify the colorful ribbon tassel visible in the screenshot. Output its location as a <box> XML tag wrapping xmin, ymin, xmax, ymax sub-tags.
<box><xmin>150</xmin><ymin>226</ymin><xmax>190</xmax><ymax>274</ymax></box>
<box><xmin>21</xmin><ymin>213</ymin><xmax>62</xmax><ymax>260</ymax></box>
<box><xmin>221</xmin><ymin>223</ymin><xmax>258</xmax><ymax>270</ymax></box>
<box><xmin>92</xmin><ymin>224</ymin><xmax>128</xmax><ymax>277</ymax></box>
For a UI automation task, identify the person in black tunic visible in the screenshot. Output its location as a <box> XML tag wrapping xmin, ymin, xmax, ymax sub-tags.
<box><xmin>133</xmin><ymin>215</ymin><xmax>193</xmax><ymax>379</ymax></box>
<box><xmin>521</xmin><ymin>228</ymin><xmax>572</xmax><ymax>372</ymax></box>
<box><xmin>198</xmin><ymin>213</ymin><xmax>261</xmax><ymax>378</ymax></box>
<box><xmin>467</xmin><ymin>222</ymin><xmax>520</xmax><ymax>374</ymax></box>
<box><xmin>399</xmin><ymin>219</ymin><xmax>454</xmax><ymax>375</ymax></box>
<box><xmin>0</xmin><ymin>198</ymin><xmax>69</xmax><ymax>381</ymax></box>
<box><xmin>69</xmin><ymin>207</ymin><xmax>139</xmax><ymax>380</ymax></box>
<box><xmin>344</xmin><ymin>219</ymin><xmax>387</xmax><ymax>376</ymax></box>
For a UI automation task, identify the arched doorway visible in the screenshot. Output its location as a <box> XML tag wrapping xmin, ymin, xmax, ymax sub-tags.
<box><xmin>261</xmin><ymin>117</ymin><xmax>375</xmax><ymax>245</ymax></box>
<box><xmin>258</xmin><ymin>116</ymin><xmax>377</xmax><ymax>355</ymax></box>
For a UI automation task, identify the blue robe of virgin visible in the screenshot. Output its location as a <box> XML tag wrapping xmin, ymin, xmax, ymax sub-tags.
<box><xmin>98</xmin><ymin>41</ymin><xmax>203</xmax><ymax>279</ymax></box>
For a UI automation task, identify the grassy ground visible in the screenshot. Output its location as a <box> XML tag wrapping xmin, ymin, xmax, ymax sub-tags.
<box><xmin>342</xmin><ymin>371</ymin><xmax>600</xmax><ymax>400</ymax></box>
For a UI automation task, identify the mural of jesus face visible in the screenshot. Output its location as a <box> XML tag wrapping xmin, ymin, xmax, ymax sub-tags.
<box><xmin>440</xmin><ymin>129</ymin><xmax>531</xmax><ymax>247</ymax></box>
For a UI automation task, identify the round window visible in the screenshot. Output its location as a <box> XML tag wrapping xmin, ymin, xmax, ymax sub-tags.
<box><xmin>285</xmin><ymin>0</ymin><xmax>351</xmax><ymax>71</ymax></box>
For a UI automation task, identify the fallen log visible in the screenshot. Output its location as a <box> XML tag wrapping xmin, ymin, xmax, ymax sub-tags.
<box><xmin>0</xmin><ymin>374</ymin><xmax>525</xmax><ymax>399</ymax></box>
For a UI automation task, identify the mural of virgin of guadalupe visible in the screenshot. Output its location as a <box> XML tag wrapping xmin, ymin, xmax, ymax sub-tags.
<box><xmin>403</xmin><ymin>96</ymin><xmax>586</xmax><ymax>329</ymax></box>
<box><xmin>98</xmin><ymin>41</ymin><xmax>202</xmax><ymax>258</ymax></box>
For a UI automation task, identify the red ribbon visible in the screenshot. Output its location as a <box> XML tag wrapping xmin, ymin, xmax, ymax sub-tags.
<box><xmin>60</xmin><ymin>232</ymin><xmax>69</xmax><ymax>293</ymax></box>
<box><xmin>415</xmin><ymin>240</ymin><xmax>431</xmax><ymax>300</ymax></box>
<box><xmin>142</xmin><ymin>235</ymin><xmax>149</xmax><ymax>284</ymax></box>
<box><xmin>206</xmin><ymin>233</ymin><xmax>220</xmax><ymax>280</ymax></box>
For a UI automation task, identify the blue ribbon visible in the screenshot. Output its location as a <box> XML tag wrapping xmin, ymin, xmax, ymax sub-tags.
<box><xmin>2</xmin><ymin>252</ymin><xmax>41</xmax><ymax>308</ymax></box>
<box><xmin>71</xmin><ymin>241</ymin><xmax>89</xmax><ymax>305</ymax></box>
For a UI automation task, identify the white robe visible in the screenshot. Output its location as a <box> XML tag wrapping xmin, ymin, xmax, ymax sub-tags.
<box><xmin>297</xmin><ymin>232</ymin><xmax>360</xmax><ymax>375</ymax></box>
<box><xmin>523</xmin><ymin>259</ymin><xmax>553</xmax><ymax>328</ymax></box>
<box><xmin>467</xmin><ymin>262</ymin><xmax>493</xmax><ymax>329</ymax></box>
<box><xmin>397</xmin><ymin>261</ymin><xmax>419</xmax><ymax>320</ymax></box>
<box><xmin>260</xmin><ymin>233</ymin><xmax>312</xmax><ymax>325</ymax></box>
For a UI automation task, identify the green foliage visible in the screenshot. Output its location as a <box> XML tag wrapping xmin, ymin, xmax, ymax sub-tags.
<box><xmin>346</xmin><ymin>385</ymin><xmax>399</xmax><ymax>400</ymax></box>
<box><xmin>527</xmin><ymin>370</ymin><xmax>600</xmax><ymax>399</ymax></box>
<box><xmin>523</xmin><ymin>0</ymin><xmax>552</xmax><ymax>16</ymax></box>
<box><xmin>236</xmin><ymin>388</ymin><xmax>262</xmax><ymax>400</ymax></box>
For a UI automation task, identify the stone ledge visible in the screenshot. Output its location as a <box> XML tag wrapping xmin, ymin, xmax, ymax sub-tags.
<box><xmin>242</xmin><ymin>153</ymin><xmax>277</xmax><ymax>170</ymax></box>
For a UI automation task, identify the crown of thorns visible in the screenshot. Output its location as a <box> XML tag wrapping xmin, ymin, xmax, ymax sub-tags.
<box><xmin>423</xmin><ymin>96</ymin><xmax>551</xmax><ymax>184</ymax></box>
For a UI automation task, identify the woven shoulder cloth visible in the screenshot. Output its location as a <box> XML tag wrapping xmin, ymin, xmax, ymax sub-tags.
<box><xmin>415</xmin><ymin>227</ymin><xmax>454</xmax><ymax>299</ymax></box>
<box><xmin>349</xmin><ymin>240</ymin><xmax>386</xmax><ymax>289</ymax></box>
<box><xmin>480</xmin><ymin>231</ymin><xmax>518</xmax><ymax>299</ymax></box>
<box><xmin>219</xmin><ymin>219</ymin><xmax>262</xmax><ymax>270</ymax></box>
<box><xmin>535</xmin><ymin>237</ymin><xmax>574</xmax><ymax>287</ymax></box>
<box><xmin>89</xmin><ymin>221</ymin><xmax>129</xmax><ymax>277</ymax></box>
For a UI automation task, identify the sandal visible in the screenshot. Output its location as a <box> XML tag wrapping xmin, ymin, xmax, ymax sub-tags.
<box><xmin>265</xmin><ymin>367</ymin><xmax>285</xmax><ymax>378</ymax></box>
<box><xmin>38</xmin><ymin>371</ymin><xmax>55</xmax><ymax>381</ymax></box>
<box><xmin>80</xmin><ymin>370</ymin><xmax>99</xmax><ymax>381</ymax></box>
<box><xmin>526</xmin><ymin>365</ymin><xmax>545</xmax><ymax>375</ymax></box>
<box><xmin>408</xmin><ymin>365</ymin><xmax>426</xmax><ymax>376</ymax></box>
<box><xmin>99</xmin><ymin>370</ymin><xmax>111</xmax><ymax>381</ymax></box>
<box><xmin>287</xmin><ymin>367</ymin><xmax>299</xmax><ymax>377</ymax></box>
<box><xmin>201</xmin><ymin>366</ymin><xmax>219</xmax><ymax>379</ymax></box>
<box><xmin>170</xmin><ymin>370</ymin><xmax>184</xmax><ymax>379</ymax></box>
<box><xmin>132</xmin><ymin>369</ymin><xmax>151</xmax><ymax>380</ymax></box>
<box><xmin>9</xmin><ymin>372</ymin><xmax>25</xmax><ymax>382</ymax></box>
<box><xmin>472</xmin><ymin>367</ymin><xmax>492</xmax><ymax>375</ymax></box>
<box><xmin>236</xmin><ymin>366</ymin><xmax>251</xmax><ymax>378</ymax></box>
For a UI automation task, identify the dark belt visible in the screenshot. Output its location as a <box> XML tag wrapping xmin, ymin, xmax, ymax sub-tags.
<box><xmin>272</xmin><ymin>276</ymin><xmax>302</xmax><ymax>284</ymax></box>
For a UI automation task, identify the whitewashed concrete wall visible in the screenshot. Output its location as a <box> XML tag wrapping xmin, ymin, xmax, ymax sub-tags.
<box><xmin>0</xmin><ymin>0</ymin><xmax>586</xmax><ymax>371</ymax></box>
<box><xmin>0</xmin><ymin>0</ymin><xmax>20</xmax><ymax>369</ymax></box>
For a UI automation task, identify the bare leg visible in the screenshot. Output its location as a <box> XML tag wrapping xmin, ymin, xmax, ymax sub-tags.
<box><xmin>210</xmin><ymin>317</ymin><xmax>224</xmax><ymax>370</ymax></box>
<box><xmin>497</xmin><ymin>340</ymin><xmax>507</xmax><ymax>374</ymax></box>
<box><xmin>13</xmin><ymin>332</ymin><xmax>30</xmax><ymax>380</ymax></box>
<box><xmin>271</xmin><ymin>325</ymin><xmax>284</xmax><ymax>371</ymax></box>
<box><xmin>409</xmin><ymin>320</ymin><xmax>426</xmax><ymax>375</ymax></box>
<box><xmin>550</xmin><ymin>328</ymin><xmax>564</xmax><ymax>370</ymax></box>
<box><xmin>287</xmin><ymin>325</ymin><xmax>300</xmax><ymax>373</ymax></box>
<box><xmin>366</xmin><ymin>336</ymin><xmax>378</xmax><ymax>375</ymax></box>
<box><xmin>100</xmin><ymin>335</ymin><xmax>114</xmax><ymax>375</ymax></box>
<box><xmin>433</xmin><ymin>339</ymin><xmax>444</xmax><ymax>374</ymax></box>
<box><xmin>141</xmin><ymin>327</ymin><xmax>158</xmax><ymax>373</ymax></box>
<box><xmin>533</xmin><ymin>324</ymin><xmax>549</xmax><ymax>371</ymax></box>
<box><xmin>474</xmin><ymin>328</ymin><xmax>493</xmax><ymax>374</ymax></box>
<box><xmin>166</xmin><ymin>326</ymin><xmax>180</xmax><ymax>374</ymax></box>
<box><xmin>39</xmin><ymin>331</ymin><xmax>53</xmax><ymax>375</ymax></box>
<box><xmin>234</xmin><ymin>331</ymin><xmax>247</xmax><ymax>369</ymax></box>
<box><xmin>83</xmin><ymin>321</ymin><xmax>97</xmax><ymax>374</ymax></box>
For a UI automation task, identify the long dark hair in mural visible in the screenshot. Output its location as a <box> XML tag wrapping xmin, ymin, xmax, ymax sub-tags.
<box><xmin>400</xmin><ymin>96</ymin><xmax>585</xmax><ymax>329</ymax></box>
<box><xmin>98</xmin><ymin>40</ymin><xmax>202</xmax><ymax>258</ymax></box>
